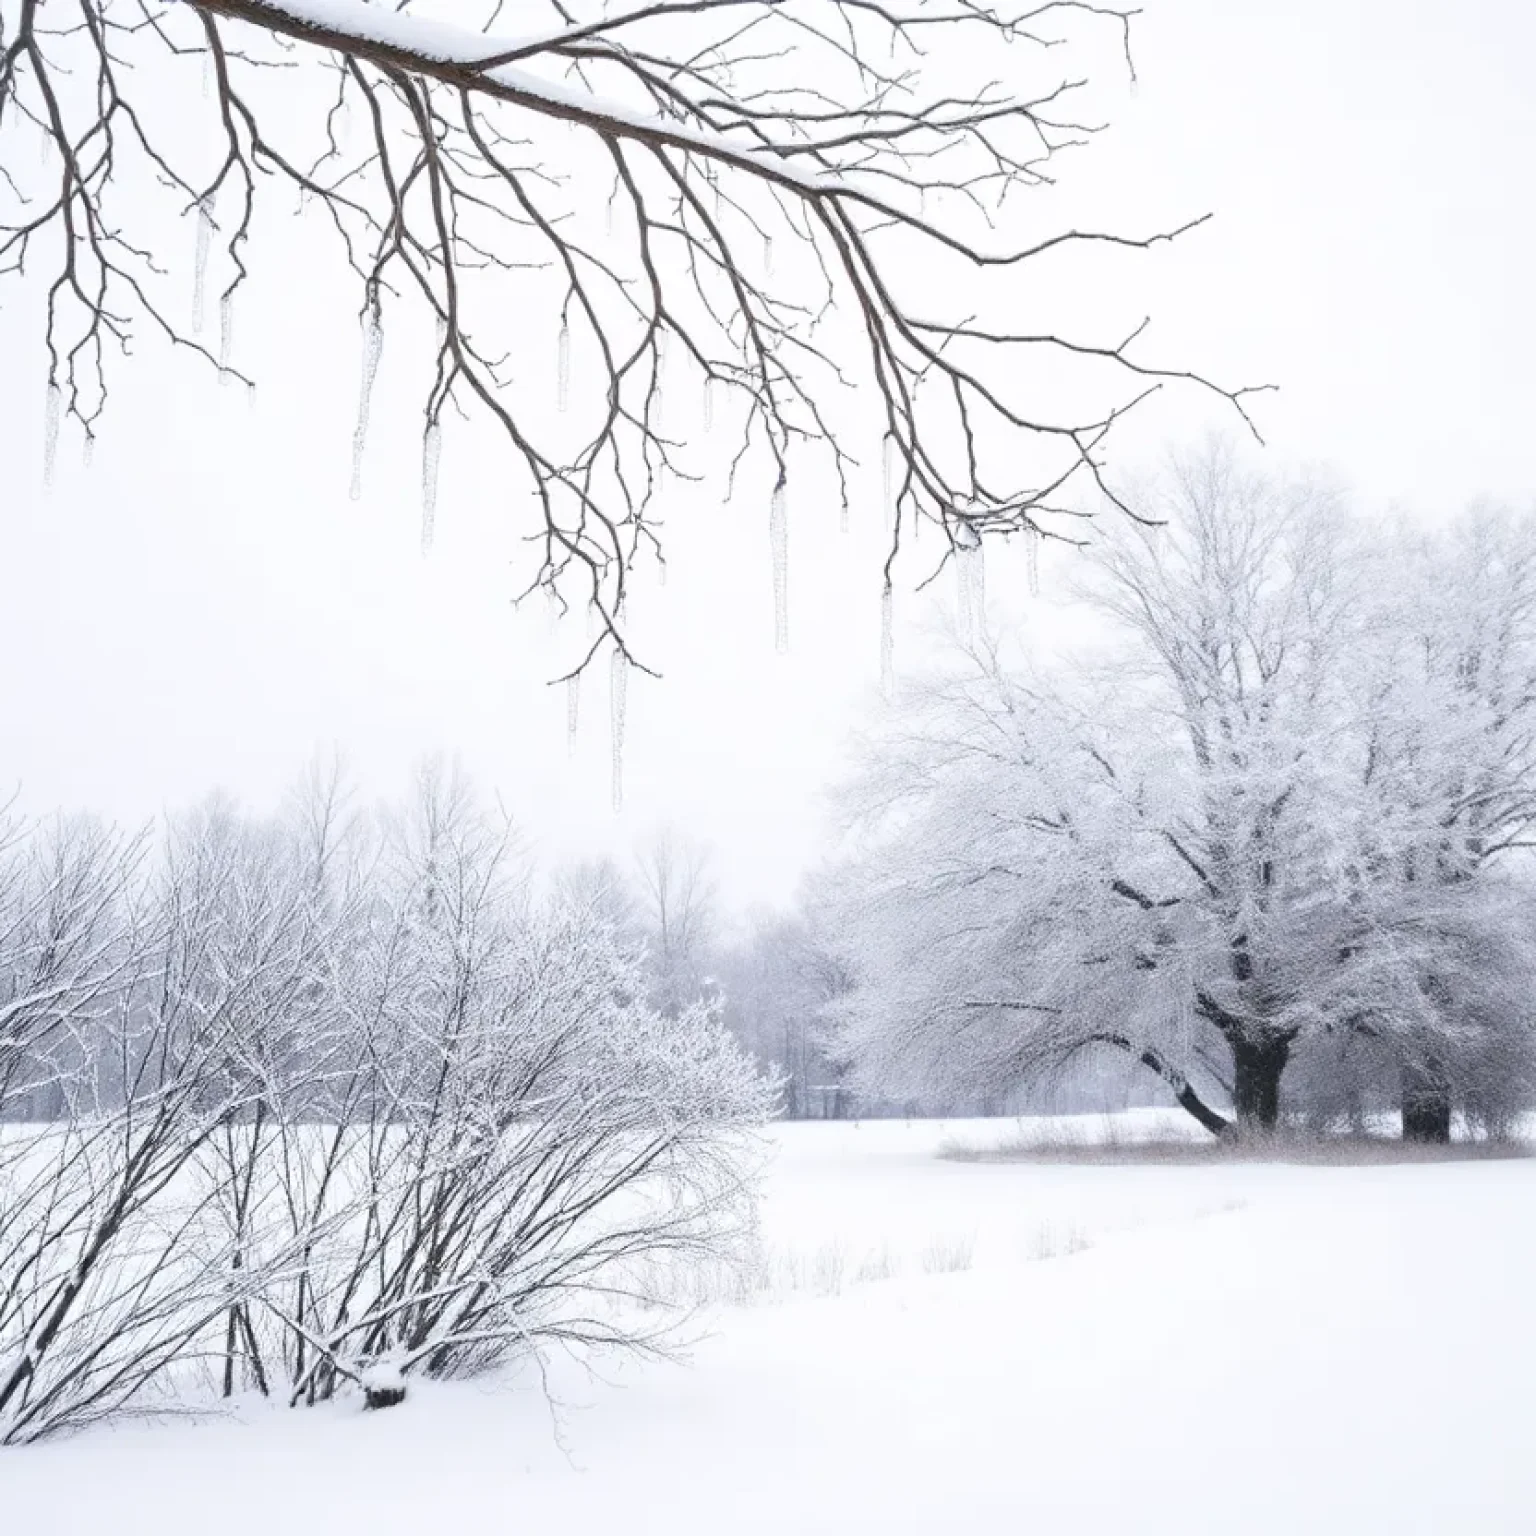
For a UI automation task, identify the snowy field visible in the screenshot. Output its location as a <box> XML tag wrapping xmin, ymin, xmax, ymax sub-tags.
<box><xmin>8</xmin><ymin>1113</ymin><xmax>1535</xmax><ymax>1535</ymax></box>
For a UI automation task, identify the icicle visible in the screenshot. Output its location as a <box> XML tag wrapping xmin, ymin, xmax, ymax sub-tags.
<box><xmin>556</xmin><ymin>318</ymin><xmax>571</xmax><ymax>413</ymax></box>
<box><xmin>610</xmin><ymin>649</ymin><xmax>628</xmax><ymax>812</ymax></box>
<box><xmin>201</xmin><ymin>50</ymin><xmax>213</xmax><ymax>99</ymax></box>
<box><xmin>653</xmin><ymin>329</ymin><xmax>668</xmax><ymax>431</ymax></box>
<box><xmin>434</xmin><ymin>312</ymin><xmax>448</xmax><ymax>352</ymax></box>
<box><xmin>840</xmin><ymin>503</ymin><xmax>850</xmax><ymax>535</ymax></box>
<box><xmin>349</xmin><ymin>299</ymin><xmax>383</xmax><ymax>501</ymax></box>
<box><xmin>566</xmin><ymin>673</ymin><xmax>580</xmax><ymax>755</ymax></box>
<box><xmin>42</xmin><ymin>382</ymin><xmax>61</xmax><ymax>489</ymax></box>
<box><xmin>954</xmin><ymin>521</ymin><xmax>982</xmax><ymax>641</ymax></box>
<box><xmin>420</xmin><ymin>417</ymin><xmax>441</xmax><ymax>553</ymax></box>
<box><xmin>605</xmin><ymin>195</ymin><xmax>617</xmax><ymax>237</ymax></box>
<box><xmin>763</xmin><ymin>232</ymin><xmax>774</xmax><ymax>276</ymax></box>
<box><xmin>1026</xmin><ymin>530</ymin><xmax>1041</xmax><ymax>597</ymax></box>
<box><xmin>882</xmin><ymin>435</ymin><xmax>898</xmax><ymax>532</ymax></box>
<box><xmin>702</xmin><ymin>374</ymin><xmax>716</xmax><ymax>432</ymax></box>
<box><xmin>956</xmin><ymin>548</ymin><xmax>975</xmax><ymax>643</ymax></box>
<box><xmin>880</xmin><ymin>583</ymin><xmax>895</xmax><ymax>700</ymax></box>
<box><xmin>585</xmin><ymin>602</ymin><xmax>597</xmax><ymax>644</ymax></box>
<box><xmin>956</xmin><ymin>543</ymin><xmax>987</xmax><ymax>644</ymax></box>
<box><xmin>81</xmin><ymin>431</ymin><xmax>95</xmax><ymax>472</ymax></box>
<box><xmin>191</xmin><ymin>195</ymin><xmax>213</xmax><ymax>336</ymax></box>
<box><xmin>218</xmin><ymin>292</ymin><xmax>234</xmax><ymax>380</ymax></box>
<box><xmin>770</xmin><ymin>476</ymin><xmax>788</xmax><ymax>653</ymax></box>
<box><xmin>544</xmin><ymin>584</ymin><xmax>560</xmax><ymax>636</ymax></box>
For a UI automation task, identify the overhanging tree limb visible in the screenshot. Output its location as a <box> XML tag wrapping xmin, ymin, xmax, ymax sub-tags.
<box><xmin>2</xmin><ymin>0</ymin><xmax>1270</xmax><ymax>671</ymax></box>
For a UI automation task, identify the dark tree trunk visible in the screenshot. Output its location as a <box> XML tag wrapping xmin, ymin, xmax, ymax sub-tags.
<box><xmin>1230</xmin><ymin>1035</ymin><xmax>1291</xmax><ymax>1133</ymax></box>
<box><xmin>1402</xmin><ymin>1060</ymin><xmax>1452</xmax><ymax>1143</ymax></box>
<box><xmin>1091</xmin><ymin>1032</ymin><xmax>1232</xmax><ymax>1138</ymax></box>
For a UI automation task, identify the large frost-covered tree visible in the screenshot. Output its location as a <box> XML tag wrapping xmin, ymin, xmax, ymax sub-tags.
<box><xmin>1</xmin><ymin>0</ymin><xmax>1262</xmax><ymax>667</ymax></box>
<box><xmin>822</xmin><ymin>447</ymin><xmax>1536</xmax><ymax>1138</ymax></box>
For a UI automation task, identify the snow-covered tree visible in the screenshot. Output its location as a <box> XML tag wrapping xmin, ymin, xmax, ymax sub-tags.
<box><xmin>824</xmin><ymin>447</ymin><xmax>1536</xmax><ymax>1139</ymax></box>
<box><xmin>0</xmin><ymin>767</ymin><xmax>771</xmax><ymax>1442</ymax></box>
<box><xmin>633</xmin><ymin>828</ymin><xmax>719</xmax><ymax>1019</ymax></box>
<box><xmin>1334</xmin><ymin>507</ymin><xmax>1536</xmax><ymax>1138</ymax></box>
<box><xmin>244</xmin><ymin>774</ymin><xmax>769</xmax><ymax>1409</ymax></box>
<box><xmin>2</xmin><ymin>0</ymin><xmax>1261</xmax><ymax>665</ymax></box>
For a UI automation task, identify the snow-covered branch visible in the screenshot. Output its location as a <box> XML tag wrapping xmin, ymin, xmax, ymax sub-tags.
<box><xmin>1</xmin><ymin>0</ymin><xmax>1266</xmax><ymax>667</ymax></box>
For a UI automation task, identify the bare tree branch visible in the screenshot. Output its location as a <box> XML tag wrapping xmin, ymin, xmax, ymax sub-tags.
<box><xmin>2</xmin><ymin>0</ymin><xmax>1269</xmax><ymax>670</ymax></box>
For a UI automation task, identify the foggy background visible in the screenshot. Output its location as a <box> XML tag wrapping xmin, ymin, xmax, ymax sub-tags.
<box><xmin>2</xmin><ymin>0</ymin><xmax>1531</xmax><ymax>910</ymax></box>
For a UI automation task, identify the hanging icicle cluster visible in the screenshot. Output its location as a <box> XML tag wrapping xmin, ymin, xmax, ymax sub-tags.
<box><xmin>349</xmin><ymin>297</ymin><xmax>383</xmax><ymax>502</ymax></box>
<box><xmin>770</xmin><ymin>475</ymin><xmax>789</xmax><ymax>653</ymax></box>
<box><xmin>1026</xmin><ymin>529</ymin><xmax>1041</xmax><ymax>597</ymax></box>
<box><xmin>566</xmin><ymin>673</ymin><xmax>580</xmax><ymax>756</ymax></box>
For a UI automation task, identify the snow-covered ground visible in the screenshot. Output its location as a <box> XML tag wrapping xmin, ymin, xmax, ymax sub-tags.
<box><xmin>9</xmin><ymin>1115</ymin><xmax>1535</xmax><ymax>1534</ymax></box>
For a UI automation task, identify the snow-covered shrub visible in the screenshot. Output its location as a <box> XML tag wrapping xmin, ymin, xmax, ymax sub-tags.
<box><xmin>217</xmin><ymin>769</ymin><xmax>773</xmax><ymax>1409</ymax></box>
<box><xmin>0</xmin><ymin>769</ymin><xmax>771</xmax><ymax>1442</ymax></box>
<box><xmin>254</xmin><ymin>906</ymin><xmax>770</xmax><ymax>1407</ymax></box>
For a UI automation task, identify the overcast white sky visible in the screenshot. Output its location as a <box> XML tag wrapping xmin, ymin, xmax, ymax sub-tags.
<box><xmin>2</xmin><ymin>0</ymin><xmax>1533</xmax><ymax>911</ymax></box>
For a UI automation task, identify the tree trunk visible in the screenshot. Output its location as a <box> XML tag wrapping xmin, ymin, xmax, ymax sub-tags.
<box><xmin>1230</xmin><ymin>1036</ymin><xmax>1291</xmax><ymax>1133</ymax></box>
<box><xmin>1402</xmin><ymin>1060</ymin><xmax>1452</xmax><ymax>1143</ymax></box>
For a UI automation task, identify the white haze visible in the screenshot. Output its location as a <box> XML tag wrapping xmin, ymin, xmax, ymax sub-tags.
<box><xmin>1</xmin><ymin>0</ymin><xmax>1532</xmax><ymax>908</ymax></box>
